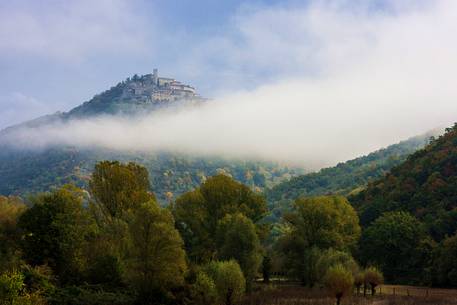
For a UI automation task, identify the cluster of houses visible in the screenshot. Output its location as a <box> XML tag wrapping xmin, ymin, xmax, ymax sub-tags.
<box><xmin>125</xmin><ymin>69</ymin><xmax>204</xmax><ymax>103</ymax></box>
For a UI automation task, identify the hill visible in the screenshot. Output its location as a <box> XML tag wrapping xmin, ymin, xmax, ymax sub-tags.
<box><xmin>0</xmin><ymin>72</ymin><xmax>303</xmax><ymax>202</ymax></box>
<box><xmin>350</xmin><ymin>123</ymin><xmax>457</xmax><ymax>240</ymax></box>
<box><xmin>264</xmin><ymin>132</ymin><xmax>438</xmax><ymax>222</ymax></box>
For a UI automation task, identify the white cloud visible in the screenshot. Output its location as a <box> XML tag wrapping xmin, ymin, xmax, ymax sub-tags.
<box><xmin>0</xmin><ymin>92</ymin><xmax>58</xmax><ymax>128</ymax></box>
<box><xmin>0</xmin><ymin>0</ymin><xmax>152</xmax><ymax>62</ymax></box>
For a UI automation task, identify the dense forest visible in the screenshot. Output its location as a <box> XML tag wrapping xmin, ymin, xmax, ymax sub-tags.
<box><xmin>264</xmin><ymin>132</ymin><xmax>437</xmax><ymax>223</ymax></box>
<box><xmin>2</xmin><ymin>124</ymin><xmax>457</xmax><ymax>305</ymax></box>
<box><xmin>0</xmin><ymin>148</ymin><xmax>301</xmax><ymax>203</ymax></box>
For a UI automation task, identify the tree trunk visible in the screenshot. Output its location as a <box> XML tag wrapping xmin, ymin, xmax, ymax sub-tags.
<box><xmin>371</xmin><ymin>284</ymin><xmax>376</xmax><ymax>296</ymax></box>
<box><xmin>336</xmin><ymin>293</ymin><xmax>343</xmax><ymax>305</ymax></box>
<box><xmin>363</xmin><ymin>284</ymin><xmax>367</xmax><ymax>296</ymax></box>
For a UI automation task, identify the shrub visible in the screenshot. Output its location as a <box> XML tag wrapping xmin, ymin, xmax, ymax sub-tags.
<box><xmin>204</xmin><ymin>260</ymin><xmax>246</xmax><ymax>305</ymax></box>
<box><xmin>364</xmin><ymin>266</ymin><xmax>383</xmax><ymax>296</ymax></box>
<box><xmin>191</xmin><ymin>271</ymin><xmax>217</xmax><ymax>305</ymax></box>
<box><xmin>323</xmin><ymin>264</ymin><xmax>354</xmax><ymax>305</ymax></box>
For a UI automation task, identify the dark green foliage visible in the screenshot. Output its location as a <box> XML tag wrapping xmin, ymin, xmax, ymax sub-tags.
<box><xmin>433</xmin><ymin>233</ymin><xmax>457</xmax><ymax>287</ymax></box>
<box><xmin>173</xmin><ymin>174</ymin><xmax>267</xmax><ymax>263</ymax></box>
<box><xmin>278</xmin><ymin>196</ymin><xmax>360</xmax><ymax>285</ymax></box>
<box><xmin>359</xmin><ymin>211</ymin><xmax>428</xmax><ymax>283</ymax></box>
<box><xmin>86</xmin><ymin>255</ymin><xmax>123</xmax><ymax>287</ymax></box>
<box><xmin>48</xmin><ymin>285</ymin><xmax>134</xmax><ymax>305</ymax></box>
<box><xmin>351</xmin><ymin>124</ymin><xmax>457</xmax><ymax>232</ymax></box>
<box><xmin>216</xmin><ymin>213</ymin><xmax>262</xmax><ymax>290</ymax></box>
<box><xmin>265</xmin><ymin>133</ymin><xmax>434</xmax><ymax>223</ymax></box>
<box><xmin>0</xmin><ymin>148</ymin><xmax>301</xmax><ymax>204</ymax></box>
<box><xmin>17</xmin><ymin>186</ymin><xmax>95</xmax><ymax>284</ymax></box>
<box><xmin>261</xmin><ymin>256</ymin><xmax>272</xmax><ymax>283</ymax></box>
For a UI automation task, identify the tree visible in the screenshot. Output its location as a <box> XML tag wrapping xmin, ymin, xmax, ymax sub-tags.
<box><xmin>359</xmin><ymin>211</ymin><xmax>426</xmax><ymax>282</ymax></box>
<box><xmin>0</xmin><ymin>270</ymin><xmax>47</xmax><ymax>305</ymax></box>
<box><xmin>89</xmin><ymin>161</ymin><xmax>154</xmax><ymax>219</ymax></box>
<box><xmin>354</xmin><ymin>272</ymin><xmax>364</xmax><ymax>295</ymax></box>
<box><xmin>0</xmin><ymin>196</ymin><xmax>26</xmax><ymax>271</ymax></box>
<box><xmin>216</xmin><ymin>213</ymin><xmax>262</xmax><ymax>291</ymax></box>
<box><xmin>191</xmin><ymin>271</ymin><xmax>218</xmax><ymax>305</ymax></box>
<box><xmin>173</xmin><ymin>175</ymin><xmax>267</xmax><ymax>263</ymax></box>
<box><xmin>203</xmin><ymin>260</ymin><xmax>245</xmax><ymax>305</ymax></box>
<box><xmin>18</xmin><ymin>185</ymin><xmax>95</xmax><ymax>283</ymax></box>
<box><xmin>262</xmin><ymin>256</ymin><xmax>272</xmax><ymax>283</ymax></box>
<box><xmin>324</xmin><ymin>264</ymin><xmax>354</xmax><ymax>305</ymax></box>
<box><xmin>278</xmin><ymin>196</ymin><xmax>360</xmax><ymax>285</ymax></box>
<box><xmin>315</xmin><ymin>249</ymin><xmax>359</xmax><ymax>284</ymax></box>
<box><xmin>127</xmin><ymin>200</ymin><xmax>187</xmax><ymax>303</ymax></box>
<box><xmin>433</xmin><ymin>233</ymin><xmax>457</xmax><ymax>286</ymax></box>
<box><xmin>363</xmin><ymin>267</ymin><xmax>383</xmax><ymax>296</ymax></box>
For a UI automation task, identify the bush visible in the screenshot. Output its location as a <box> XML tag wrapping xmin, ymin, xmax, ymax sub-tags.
<box><xmin>323</xmin><ymin>264</ymin><xmax>354</xmax><ymax>305</ymax></box>
<box><xmin>204</xmin><ymin>260</ymin><xmax>246</xmax><ymax>305</ymax></box>
<box><xmin>0</xmin><ymin>270</ymin><xmax>47</xmax><ymax>305</ymax></box>
<box><xmin>191</xmin><ymin>272</ymin><xmax>217</xmax><ymax>305</ymax></box>
<box><xmin>364</xmin><ymin>266</ymin><xmax>383</xmax><ymax>296</ymax></box>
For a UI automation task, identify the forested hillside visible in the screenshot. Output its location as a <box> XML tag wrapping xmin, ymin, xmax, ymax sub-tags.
<box><xmin>351</xmin><ymin>124</ymin><xmax>457</xmax><ymax>238</ymax></box>
<box><xmin>0</xmin><ymin>147</ymin><xmax>300</xmax><ymax>203</ymax></box>
<box><xmin>264</xmin><ymin>132</ymin><xmax>437</xmax><ymax>222</ymax></box>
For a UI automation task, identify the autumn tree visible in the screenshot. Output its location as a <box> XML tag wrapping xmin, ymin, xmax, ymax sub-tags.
<box><xmin>89</xmin><ymin>161</ymin><xmax>154</xmax><ymax>219</ymax></box>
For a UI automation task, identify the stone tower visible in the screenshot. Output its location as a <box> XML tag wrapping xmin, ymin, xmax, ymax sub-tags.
<box><xmin>152</xmin><ymin>68</ymin><xmax>158</xmax><ymax>86</ymax></box>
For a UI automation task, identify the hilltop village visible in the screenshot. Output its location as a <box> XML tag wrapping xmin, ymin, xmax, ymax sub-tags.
<box><xmin>122</xmin><ymin>69</ymin><xmax>205</xmax><ymax>104</ymax></box>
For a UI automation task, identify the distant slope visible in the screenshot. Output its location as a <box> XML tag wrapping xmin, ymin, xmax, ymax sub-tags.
<box><xmin>350</xmin><ymin>124</ymin><xmax>457</xmax><ymax>240</ymax></box>
<box><xmin>264</xmin><ymin>131</ymin><xmax>439</xmax><ymax>222</ymax></box>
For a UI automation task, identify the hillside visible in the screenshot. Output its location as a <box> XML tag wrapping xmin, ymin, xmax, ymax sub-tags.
<box><xmin>350</xmin><ymin>123</ymin><xmax>457</xmax><ymax>240</ymax></box>
<box><xmin>264</xmin><ymin>132</ymin><xmax>438</xmax><ymax>222</ymax></box>
<box><xmin>0</xmin><ymin>72</ymin><xmax>302</xmax><ymax>202</ymax></box>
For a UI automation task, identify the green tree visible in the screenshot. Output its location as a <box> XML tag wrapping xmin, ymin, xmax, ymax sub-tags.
<box><xmin>0</xmin><ymin>196</ymin><xmax>26</xmax><ymax>271</ymax></box>
<box><xmin>262</xmin><ymin>255</ymin><xmax>272</xmax><ymax>283</ymax></box>
<box><xmin>216</xmin><ymin>213</ymin><xmax>262</xmax><ymax>290</ymax></box>
<box><xmin>173</xmin><ymin>175</ymin><xmax>267</xmax><ymax>263</ymax></box>
<box><xmin>323</xmin><ymin>264</ymin><xmax>354</xmax><ymax>305</ymax></box>
<box><xmin>204</xmin><ymin>260</ymin><xmax>246</xmax><ymax>305</ymax></box>
<box><xmin>363</xmin><ymin>267</ymin><xmax>383</xmax><ymax>296</ymax></box>
<box><xmin>89</xmin><ymin>161</ymin><xmax>154</xmax><ymax>219</ymax></box>
<box><xmin>359</xmin><ymin>211</ymin><xmax>426</xmax><ymax>282</ymax></box>
<box><xmin>17</xmin><ymin>185</ymin><xmax>95</xmax><ymax>284</ymax></box>
<box><xmin>278</xmin><ymin>196</ymin><xmax>360</xmax><ymax>285</ymax></box>
<box><xmin>315</xmin><ymin>249</ymin><xmax>359</xmax><ymax>284</ymax></box>
<box><xmin>191</xmin><ymin>271</ymin><xmax>218</xmax><ymax>305</ymax></box>
<box><xmin>127</xmin><ymin>201</ymin><xmax>187</xmax><ymax>303</ymax></box>
<box><xmin>0</xmin><ymin>270</ymin><xmax>47</xmax><ymax>305</ymax></box>
<box><xmin>433</xmin><ymin>233</ymin><xmax>457</xmax><ymax>286</ymax></box>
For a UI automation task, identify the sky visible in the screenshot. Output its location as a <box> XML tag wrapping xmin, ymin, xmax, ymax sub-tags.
<box><xmin>1</xmin><ymin>0</ymin><xmax>457</xmax><ymax>167</ymax></box>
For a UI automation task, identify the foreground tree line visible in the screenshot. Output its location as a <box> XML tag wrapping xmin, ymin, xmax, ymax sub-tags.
<box><xmin>0</xmin><ymin>160</ymin><xmax>456</xmax><ymax>305</ymax></box>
